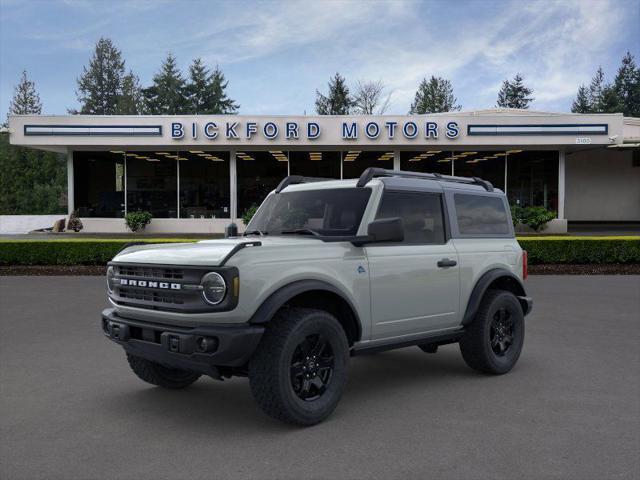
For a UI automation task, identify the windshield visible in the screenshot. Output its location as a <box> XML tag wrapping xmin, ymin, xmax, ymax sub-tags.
<box><xmin>246</xmin><ymin>188</ymin><xmax>372</xmax><ymax>236</ymax></box>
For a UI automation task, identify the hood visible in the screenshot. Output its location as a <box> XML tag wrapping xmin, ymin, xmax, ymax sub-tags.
<box><xmin>112</xmin><ymin>236</ymin><xmax>323</xmax><ymax>266</ymax></box>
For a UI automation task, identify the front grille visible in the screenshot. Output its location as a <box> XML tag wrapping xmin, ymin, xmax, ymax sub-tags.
<box><xmin>119</xmin><ymin>287</ymin><xmax>184</xmax><ymax>305</ymax></box>
<box><xmin>116</xmin><ymin>265</ymin><xmax>184</xmax><ymax>280</ymax></box>
<box><xmin>108</xmin><ymin>262</ymin><xmax>239</xmax><ymax>313</ymax></box>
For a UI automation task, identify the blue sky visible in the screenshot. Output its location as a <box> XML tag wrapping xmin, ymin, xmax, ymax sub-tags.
<box><xmin>1</xmin><ymin>0</ymin><xmax>638</xmax><ymax>117</ymax></box>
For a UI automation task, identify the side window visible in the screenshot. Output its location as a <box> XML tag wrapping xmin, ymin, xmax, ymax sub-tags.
<box><xmin>454</xmin><ymin>193</ymin><xmax>510</xmax><ymax>235</ymax></box>
<box><xmin>375</xmin><ymin>191</ymin><xmax>446</xmax><ymax>244</ymax></box>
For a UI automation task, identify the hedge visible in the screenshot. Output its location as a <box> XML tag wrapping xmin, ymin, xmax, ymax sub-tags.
<box><xmin>0</xmin><ymin>239</ymin><xmax>196</xmax><ymax>265</ymax></box>
<box><xmin>0</xmin><ymin>237</ymin><xmax>639</xmax><ymax>266</ymax></box>
<box><xmin>518</xmin><ymin>237</ymin><xmax>640</xmax><ymax>265</ymax></box>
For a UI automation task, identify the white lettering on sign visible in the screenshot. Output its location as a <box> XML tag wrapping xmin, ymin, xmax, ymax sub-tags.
<box><xmin>576</xmin><ymin>137</ymin><xmax>592</xmax><ymax>144</ymax></box>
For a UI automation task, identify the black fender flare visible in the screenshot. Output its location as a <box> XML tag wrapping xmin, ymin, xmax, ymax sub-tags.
<box><xmin>462</xmin><ymin>268</ymin><xmax>530</xmax><ymax>325</ymax></box>
<box><xmin>248</xmin><ymin>279</ymin><xmax>362</xmax><ymax>341</ymax></box>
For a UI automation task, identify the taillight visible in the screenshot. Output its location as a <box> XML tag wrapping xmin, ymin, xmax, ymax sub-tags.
<box><xmin>522</xmin><ymin>250</ymin><xmax>528</xmax><ymax>280</ymax></box>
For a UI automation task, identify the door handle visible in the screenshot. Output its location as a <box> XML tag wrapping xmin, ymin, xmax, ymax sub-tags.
<box><xmin>437</xmin><ymin>258</ymin><xmax>457</xmax><ymax>268</ymax></box>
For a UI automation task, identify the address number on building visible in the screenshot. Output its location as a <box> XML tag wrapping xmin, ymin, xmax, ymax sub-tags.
<box><xmin>576</xmin><ymin>137</ymin><xmax>592</xmax><ymax>144</ymax></box>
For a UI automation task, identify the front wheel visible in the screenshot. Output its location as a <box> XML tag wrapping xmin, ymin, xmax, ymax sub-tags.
<box><xmin>249</xmin><ymin>308</ymin><xmax>349</xmax><ymax>426</ymax></box>
<box><xmin>459</xmin><ymin>290</ymin><xmax>525</xmax><ymax>375</ymax></box>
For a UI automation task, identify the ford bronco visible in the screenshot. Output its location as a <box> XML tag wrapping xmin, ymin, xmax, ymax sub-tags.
<box><xmin>102</xmin><ymin>167</ymin><xmax>532</xmax><ymax>425</ymax></box>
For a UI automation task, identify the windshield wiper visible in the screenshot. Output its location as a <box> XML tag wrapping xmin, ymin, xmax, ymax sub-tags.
<box><xmin>243</xmin><ymin>229</ymin><xmax>267</xmax><ymax>236</ymax></box>
<box><xmin>280</xmin><ymin>228</ymin><xmax>321</xmax><ymax>237</ymax></box>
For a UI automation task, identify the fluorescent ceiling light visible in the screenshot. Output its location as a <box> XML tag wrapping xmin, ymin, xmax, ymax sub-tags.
<box><xmin>189</xmin><ymin>150</ymin><xmax>204</xmax><ymax>154</ymax></box>
<box><xmin>427</xmin><ymin>150</ymin><xmax>441</xmax><ymax>154</ymax></box>
<box><xmin>155</xmin><ymin>152</ymin><xmax>170</xmax><ymax>155</ymax></box>
<box><xmin>437</xmin><ymin>159</ymin><xmax>451</xmax><ymax>163</ymax></box>
<box><xmin>506</xmin><ymin>150</ymin><xmax>523</xmax><ymax>154</ymax></box>
<box><xmin>110</xmin><ymin>150</ymin><xmax>125</xmax><ymax>154</ymax></box>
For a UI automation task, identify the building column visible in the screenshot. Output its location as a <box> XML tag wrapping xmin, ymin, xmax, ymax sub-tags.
<box><xmin>393</xmin><ymin>150</ymin><xmax>400</xmax><ymax>170</ymax></box>
<box><xmin>558</xmin><ymin>149</ymin><xmax>566</xmax><ymax>220</ymax></box>
<box><xmin>66</xmin><ymin>149</ymin><xmax>74</xmax><ymax>216</ymax></box>
<box><xmin>230</xmin><ymin>149</ymin><xmax>237</xmax><ymax>222</ymax></box>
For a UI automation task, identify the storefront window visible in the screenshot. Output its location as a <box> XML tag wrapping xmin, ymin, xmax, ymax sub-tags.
<box><xmin>178</xmin><ymin>151</ymin><xmax>230</xmax><ymax>218</ymax></box>
<box><xmin>73</xmin><ymin>151</ymin><xmax>125</xmax><ymax>217</ymax></box>
<box><xmin>237</xmin><ymin>150</ymin><xmax>288</xmax><ymax>216</ymax></box>
<box><xmin>400</xmin><ymin>151</ymin><xmax>453</xmax><ymax>175</ymax></box>
<box><xmin>289</xmin><ymin>151</ymin><xmax>340</xmax><ymax>178</ymax></box>
<box><xmin>453</xmin><ymin>151</ymin><xmax>506</xmax><ymax>190</ymax></box>
<box><xmin>126</xmin><ymin>152</ymin><xmax>177</xmax><ymax>218</ymax></box>
<box><xmin>507</xmin><ymin>150</ymin><xmax>558</xmax><ymax>211</ymax></box>
<box><xmin>342</xmin><ymin>150</ymin><xmax>394</xmax><ymax>179</ymax></box>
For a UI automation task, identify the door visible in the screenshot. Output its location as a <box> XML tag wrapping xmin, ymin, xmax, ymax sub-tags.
<box><xmin>365</xmin><ymin>190</ymin><xmax>460</xmax><ymax>340</ymax></box>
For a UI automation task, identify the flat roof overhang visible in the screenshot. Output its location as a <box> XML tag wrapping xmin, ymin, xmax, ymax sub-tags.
<box><xmin>7</xmin><ymin>112</ymin><xmax>628</xmax><ymax>153</ymax></box>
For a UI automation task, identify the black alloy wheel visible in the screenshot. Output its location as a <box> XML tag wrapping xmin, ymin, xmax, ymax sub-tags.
<box><xmin>490</xmin><ymin>308</ymin><xmax>514</xmax><ymax>357</ymax></box>
<box><xmin>290</xmin><ymin>334</ymin><xmax>335</xmax><ymax>401</ymax></box>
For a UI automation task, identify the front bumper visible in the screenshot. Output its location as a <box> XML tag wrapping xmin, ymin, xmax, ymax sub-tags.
<box><xmin>101</xmin><ymin>308</ymin><xmax>264</xmax><ymax>376</ymax></box>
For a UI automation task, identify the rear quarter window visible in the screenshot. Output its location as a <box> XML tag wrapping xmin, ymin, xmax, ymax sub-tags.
<box><xmin>454</xmin><ymin>193</ymin><xmax>511</xmax><ymax>235</ymax></box>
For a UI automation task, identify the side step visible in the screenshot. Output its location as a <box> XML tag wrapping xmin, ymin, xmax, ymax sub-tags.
<box><xmin>352</xmin><ymin>329</ymin><xmax>464</xmax><ymax>356</ymax></box>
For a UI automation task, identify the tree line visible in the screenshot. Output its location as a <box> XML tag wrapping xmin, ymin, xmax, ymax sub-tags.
<box><xmin>71</xmin><ymin>37</ymin><xmax>239</xmax><ymax>115</ymax></box>
<box><xmin>1</xmin><ymin>37</ymin><xmax>638</xmax><ymax>216</ymax></box>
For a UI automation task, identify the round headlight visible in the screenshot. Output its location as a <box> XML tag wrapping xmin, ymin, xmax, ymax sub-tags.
<box><xmin>201</xmin><ymin>272</ymin><xmax>227</xmax><ymax>305</ymax></box>
<box><xmin>106</xmin><ymin>266</ymin><xmax>115</xmax><ymax>293</ymax></box>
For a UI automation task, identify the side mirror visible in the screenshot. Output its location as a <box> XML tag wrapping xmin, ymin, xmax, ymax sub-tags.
<box><xmin>366</xmin><ymin>217</ymin><xmax>404</xmax><ymax>243</ymax></box>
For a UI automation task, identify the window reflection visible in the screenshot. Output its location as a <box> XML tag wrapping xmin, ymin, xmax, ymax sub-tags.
<box><xmin>126</xmin><ymin>152</ymin><xmax>177</xmax><ymax>218</ymax></box>
<box><xmin>178</xmin><ymin>151</ymin><xmax>230</xmax><ymax>218</ymax></box>
<box><xmin>400</xmin><ymin>151</ymin><xmax>453</xmax><ymax>175</ymax></box>
<box><xmin>289</xmin><ymin>151</ymin><xmax>340</xmax><ymax>179</ymax></box>
<box><xmin>237</xmin><ymin>150</ymin><xmax>288</xmax><ymax>216</ymax></box>
<box><xmin>342</xmin><ymin>151</ymin><xmax>394</xmax><ymax>179</ymax></box>
<box><xmin>73</xmin><ymin>151</ymin><xmax>125</xmax><ymax>218</ymax></box>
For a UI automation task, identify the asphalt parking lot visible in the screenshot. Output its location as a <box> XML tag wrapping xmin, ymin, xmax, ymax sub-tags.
<box><xmin>1</xmin><ymin>275</ymin><xmax>639</xmax><ymax>480</ymax></box>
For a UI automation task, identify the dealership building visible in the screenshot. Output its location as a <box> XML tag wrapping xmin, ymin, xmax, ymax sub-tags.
<box><xmin>7</xmin><ymin>109</ymin><xmax>640</xmax><ymax>233</ymax></box>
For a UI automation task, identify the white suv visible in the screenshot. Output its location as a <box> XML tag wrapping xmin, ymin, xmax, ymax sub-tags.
<box><xmin>102</xmin><ymin>167</ymin><xmax>532</xmax><ymax>425</ymax></box>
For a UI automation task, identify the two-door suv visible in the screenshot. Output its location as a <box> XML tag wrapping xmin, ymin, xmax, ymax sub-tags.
<box><xmin>102</xmin><ymin>167</ymin><xmax>532</xmax><ymax>425</ymax></box>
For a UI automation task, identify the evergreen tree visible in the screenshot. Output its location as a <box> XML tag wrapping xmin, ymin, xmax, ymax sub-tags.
<box><xmin>186</xmin><ymin>58</ymin><xmax>209</xmax><ymax>114</ymax></box>
<box><xmin>207</xmin><ymin>65</ymin><xmax>239</xmax><ymax>114</ymax></box>
<box><xmin>587</xmin><ymin>66</ymin><xmax>607</xmax><ymax>112</ymax></box>
<box><xmin>409</xmin><ymin>76</ymin><xmax>460</xmax><ymax>114</ymax></box>
<box><xmin>1</xmin><ymin>71</ymin><xmax>66</xmax><ymax>214</ymax></box>
<box><xmin>75</xmin><ymin>37</ymin><xmax>126</xmax><ymax>114</ymax></box>
<box><xmin>571</xmin><ymin>85</ymin><xmax>591</xmax><ymax>113</ymax></box>
<box><xmin>613</xmin><ymin>51</ymin><xmax>640</xmax><ymax>117</ymax></box>
<box><xmin>116</xmin><ymin>71</ymin><xmax>144</xmax><ymax>115</ymax></box>
<box><xmin>185</xmin><ymin>59</ymin><xmax>239</xmax><ymax>114</ymax></box>
<box><xmin>9</xmin><ymin>70</ymin><xmax>42</xmax><ymax>116</ymax></box>
<box><xmin>315</xmin><ymin>73</ymin><xmax>353</xmax><ymax>115</ymax></box>
<box><xmin>496</xmin><ymin>73</ymin><xmax>534</xmax><ymax>109</ymax></box>
<box><xmin>143</xmin><ymin>53</ymin><xmax>188</xmax><ymax>114</ymax></box>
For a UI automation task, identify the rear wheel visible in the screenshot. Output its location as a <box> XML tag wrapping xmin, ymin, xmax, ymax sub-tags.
<box><xmin>459</xmin><ymin>290</ymin><xmax>525</xmax><ymax>374</ymax></box>
<box><xmin>249</xmin><ymin>307</ymin><xmax>349</xmax><ymax>426</ymax></box>
<box><xmin>126</xmin><ymin>354</ymin><xmax>201</xmax><ymax>389</ymax></box>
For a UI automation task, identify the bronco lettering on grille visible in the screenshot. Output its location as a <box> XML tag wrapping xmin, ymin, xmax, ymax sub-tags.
<box><xmin>119</xmin><ymin>279</ymin><xmax>181</xmax><ymax>290</ymax></box>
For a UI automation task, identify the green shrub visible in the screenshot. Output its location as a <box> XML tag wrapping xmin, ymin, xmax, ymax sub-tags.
<box><xmin>511</xmin><ymin>205</ymin><xmax>556</xmax><ymax>232</ymax></box>
<box><xmin>125</xmin><ymin>211</ymin><xmax>153</xmax><ymax>232</ymax></box>
<box><xmin>241</xmin><ymin>204</ymin><xmax>259</xmax><ymax>225</ymax></box>
<box><xmin>518</xmin><ymin>237</ymin><xmax>640</xmax><ymax>264</ymax></box>
<box><xmin>0</xmin><ymin>239</ymin><xmax>196</xmax><ymax>265</ymax></box>
<box><xmin>522</xmin><ymin>206</ymin><xmax>557</xmax><ymax>232</ymax></box>
<box><xmin>0</xmin><ymin>237</ymin><xmax>638</xmax><ymax>266</ymax></box>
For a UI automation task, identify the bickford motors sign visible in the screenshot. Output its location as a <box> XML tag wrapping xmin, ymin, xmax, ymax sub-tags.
<box><xmin>171</xmin><ymin>119</ymin><xmax>461</xmax><ymax>141</ymax></box>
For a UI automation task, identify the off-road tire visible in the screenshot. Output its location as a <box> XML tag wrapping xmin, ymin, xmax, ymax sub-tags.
<box><xmin>126</xmin><ymin>353</ymin><xmax>201</xmax><ymax>389</ymax></box>
<box><xmin>459</xmin><ymin>290</ymin><xmax>525</xmax><ymax>375</ymax></box>
<box><xmin>248</xmin><ymin>307</ymin><xmax>349</xmax><ymax>426</ymax></box>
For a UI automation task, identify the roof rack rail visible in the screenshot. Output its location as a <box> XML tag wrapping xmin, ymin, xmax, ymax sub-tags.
<box><xmin>275</xmin><ymin>175</ymin><xmax>335</xmax><ymax>193</ymax></box>
<box><xmin>356</xmin><ymin>167</ymin><xmax>494</xmax><ymax>192</ymax></box>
